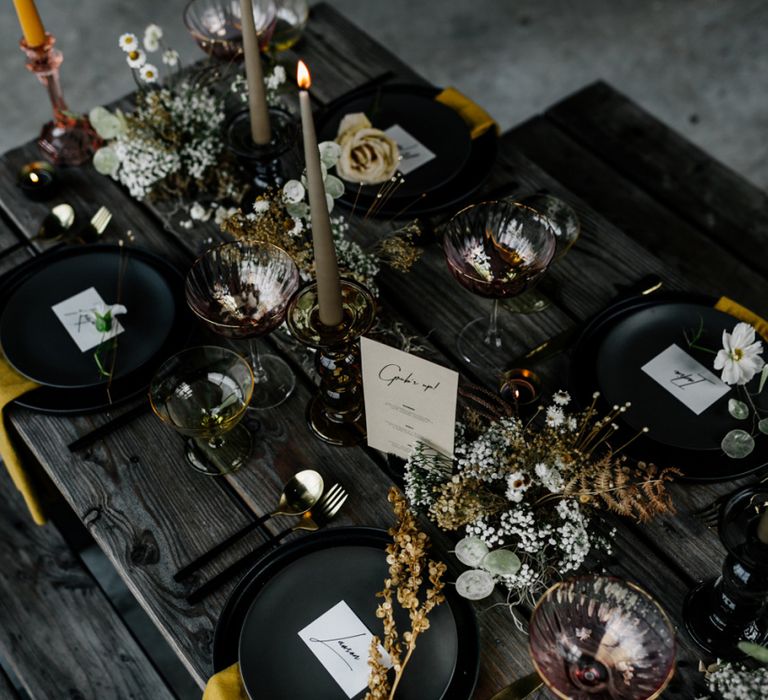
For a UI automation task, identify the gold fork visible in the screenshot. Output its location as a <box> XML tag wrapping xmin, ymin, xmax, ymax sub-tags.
<box><xmin>185</xmin><ymin>483</ymin><xmax>348</xmax><ymax>604</ymax></box>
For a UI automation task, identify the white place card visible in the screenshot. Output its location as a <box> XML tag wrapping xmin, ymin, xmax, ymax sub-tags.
<box><xmin>298</xmin><ymin>600</ymin><xmax>390</xmax><ymax>699</ymax></box>
<box><xmin>384</xmin><ymin>124</ymin><xmax>436</xmax><ymax>175</ymax></box>
<box><xmin>51</xmin><ymin>287</ymin><xmax>124</xmax><ymax>352</ymax></box>
<box><xmin>361</xmin><ymin>337</ymin><xmax>458</xmax><ymax>459</ymax></box>
<box><xmin>641</xmin><ymin>343</ymin><xmax>730</xmax><ymax>415</ymax></box>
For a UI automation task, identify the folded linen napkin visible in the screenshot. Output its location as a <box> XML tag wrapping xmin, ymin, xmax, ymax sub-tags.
<box><xmin>716</xmin><ymin>296</ymin><xmax>768</xmax><ymax>341</ymax></box>
<box><xmin>435</xmin><ymin>87</ymin><xmax>499</xmax><ymax>140</ymax></box>
<box><xmin>203</xmin><ymin>663</ymin><xmax>247</xmax><ymax>700</ymax></box>
<box><xmin>0</xmin><ymin>355</ymin><xmax>45</xmax><ymax>524</ymax></box>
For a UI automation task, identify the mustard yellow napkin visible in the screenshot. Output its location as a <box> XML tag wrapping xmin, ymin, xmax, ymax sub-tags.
<box><xmin>716</xmin><ymin>296</ymin><xmax>768</xmax><ymax>341</ymax></box>
<box><xmin>436</xmin><ymin>87</ymin><xmax>500</xmax><ymax>140</ymax></box>
<box><xmin>203</xmin><ymin>664</ymin><xmax>247</xmax><ymax>700</ymax></box>
<box><xmin>0</xmin><ymin>355</ymin><xmax>45</xmax><ymax>525</ymax></box>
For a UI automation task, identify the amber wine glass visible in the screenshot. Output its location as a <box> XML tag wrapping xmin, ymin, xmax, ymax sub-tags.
<box><xmin>442</xmin><ymin>200</ymin><xmax>557</xmax><ymax>369</ymax></box>
<box><xmin>528</xmin><ymin>576</ymin><xmax>676</xmax><ymax>699</ymax></box>
<box><xmin>149</xmin><ymin>346</ymin><xmax>254</xmax><ymax>476</ymax></box>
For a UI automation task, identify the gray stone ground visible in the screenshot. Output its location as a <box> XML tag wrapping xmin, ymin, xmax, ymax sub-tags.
<box><xmin>1</xmin><ymin>1</ymin><xmax>766</xmax><ymax>697</ymax></box>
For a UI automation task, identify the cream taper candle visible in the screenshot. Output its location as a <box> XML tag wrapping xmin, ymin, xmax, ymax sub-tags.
<box><xmin>239</xmin><ymin>0</ymin><xmax>271</xmax><ymax>144</ymax></box>
<box><xmin>297</xmin><ymin>60</ymin><xmax>343</xmax><ymax>327</ymax></box>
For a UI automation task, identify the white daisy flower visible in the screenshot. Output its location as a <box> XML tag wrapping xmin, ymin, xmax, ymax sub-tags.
<box><xmin>139</xmin><ymin>64</ymin><xmax>159</xmax><ymax>83</ymax></box>
<box><xmin>714</xmin><ymin>322</ymin><xmax>765</xmax><ymax>385</ymax></box>
<box><xmin>505</xmin><ymin>471</ymin><xmax>529</xmax><ymax>503</ymax></box>
<box><xmin>119</xmin><ymin>33</ymin><xmax>139</xmax><ymax>52</ymax></box>
<box><xmin>552</xmin><ymin>390</ymin><xmax>571</xmax><ymax>406</ymax></box>
<box><xmin>546</xmin><ymin>405</ymin><xmax>565</xmax><ymax>428</ymax></box>
<box><xmin>126</xmin><ymin>49</ymin><xmax>147</xmax><ymax>69</ymax></box>
<box><xmin>162</xmin><ymin>49</ymin><xmax>179</xmax><ymax>66</ymax></box>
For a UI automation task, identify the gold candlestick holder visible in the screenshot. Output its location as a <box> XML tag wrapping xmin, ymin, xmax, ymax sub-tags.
<box><xmin>286</xmin><ymin>279</ymin><xmax>376</xmax><ymax>446</ymax></box>
<box><xmin>20</xmin><ymin>34</ymin><xmax>101</xmax><ymax>165</ymax></box>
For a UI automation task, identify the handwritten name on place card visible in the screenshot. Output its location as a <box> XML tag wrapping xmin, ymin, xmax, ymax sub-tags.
<box><xmin>641</xmin><ymin>343</ymin><xmax>730</xmax><ymax>415</ymax></box>
<box><xmin>51</xmin><ymin>287</ymin><xmax>124</xmax><ymax>353</ymax></box>
<box><xmin>361</xmin><ymin>337</ymin><xmax>458</xmax><ymax>459</ymax></box>
<box><xmin>298</xmin><ymin>600</ymin><xmax>391</xmax><ymax>699</ymax></box>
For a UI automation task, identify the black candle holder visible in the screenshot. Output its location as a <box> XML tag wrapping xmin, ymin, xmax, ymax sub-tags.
<box><xmin>285</xmin><ymin>279</ymin><xmax>376</xmax><ymax>446</ymax></box>
<box><xmin>224</xmin><ymin>106</ymin><xmax>297</xmax><ymax>193</ymax></box>
<box><xmin>683</xmin><ymin>485</ymin><xmax>768</xmax><ymax>660</ymax></box>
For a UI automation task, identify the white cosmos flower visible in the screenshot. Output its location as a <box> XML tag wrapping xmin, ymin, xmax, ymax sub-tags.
<box><xmin>139</xmin><ymin>64</ymin><xmax>159</xmax><ymax>83</ymax></box>
<box><xmin>126</xmin><ymin>49</ymin><xmax>147</xmax><ymax>69</ymax></box>
<box><xmin>162</xmin><ymin>49</ymin><xmax>179</xmax><ymax>66</ymax></box>
<box><xmin>119</xmin><ymin>33</ymin><xmax>139</xmax><ymax>52</ymax></box>
<box><xmin>714</xmin><ymin>322</ymin><xmax>765</xmax><ymax>385</ymax></box>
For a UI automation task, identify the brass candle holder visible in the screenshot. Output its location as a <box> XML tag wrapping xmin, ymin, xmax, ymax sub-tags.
<box><xmin>286</xmin><ymin>279</ymin><xmax>376</xmax><ymax>446</ymax></box>
<box><xmin>20</xmin><ymin>34</ymin><xmax>101</xmax><ymax>165</ymax></box>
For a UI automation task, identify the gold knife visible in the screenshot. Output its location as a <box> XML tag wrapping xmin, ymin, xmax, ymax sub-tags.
<box><xmin>506</xmin><ymin>275</ymin><xmax>663</xmax><ymax>369</ymax></box>
<box><xmin>489</xmin><ymin>671</ymin><xmax>543</xmax><ymax>700</ymax></box>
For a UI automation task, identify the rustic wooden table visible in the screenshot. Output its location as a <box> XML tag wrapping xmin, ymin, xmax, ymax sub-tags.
<box><xmin>1</xmin><ymin>4</ymin><xmax>766</xmax><ymax>698</ymax></box>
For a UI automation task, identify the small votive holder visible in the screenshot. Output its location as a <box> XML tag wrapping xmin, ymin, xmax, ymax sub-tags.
<box><xmin>224</xmin><ymin>106</ymin><xmax>297</xmax><ymax>193</ymax></box>
<box><xmin>499</xmin><ymin>368</ymin><xmax>542</xmax><ymax>409</ymax></box>
<box><xmin>18</xmin><ymin>161</ymin><xmax>58</xmax><ymax>200</ymax></box>
<box><xmin>285</xmin><ymin>279</ymin><xmax>376</xmax><ymax>446</ymax></box>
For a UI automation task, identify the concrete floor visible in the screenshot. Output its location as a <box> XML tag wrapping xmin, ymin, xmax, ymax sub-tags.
<box><xmin>2</xmin><ymin>1</ymin><xmax>766</xmax><ymax>697</ymax></box>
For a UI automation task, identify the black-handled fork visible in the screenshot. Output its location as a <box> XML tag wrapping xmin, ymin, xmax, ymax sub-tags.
<box><xmin>185</xmin><ymin>484</ymin><xmax>348</xmax><ymax>605</ymax></box>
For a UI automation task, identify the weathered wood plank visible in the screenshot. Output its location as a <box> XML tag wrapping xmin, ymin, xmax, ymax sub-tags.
<box><xmin>507</xmin><ymin>115</ymin><xmax>768</xmax><ymax>315</ymax></box>
<box><xmin>547</xmin><ymin>80</ymin><xmax>768</xmax><ymax>281</ymax></box>
<box><xmin>0</xmin><ymin>665</ymin><xmax>20</xmax><ymax>700</ymax></box>
<box><xmin>0</xmin><ymin>466</ymin><xmax>175</xmax><ymax>699</ymax></box>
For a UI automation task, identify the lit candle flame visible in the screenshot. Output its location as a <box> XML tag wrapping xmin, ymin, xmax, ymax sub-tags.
<box><xmin>30</xmin><ymin>172</ymin><xmax>39</xmax><ymax>183</ymax></box>
<box><xmin>297</xmin><ymin>60</ymin><xmax>311</xmax><ymax>89</ymax></box>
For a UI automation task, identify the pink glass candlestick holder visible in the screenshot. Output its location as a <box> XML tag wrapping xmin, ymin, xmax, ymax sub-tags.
<box><xmin>20</xmin><ymin>34</ymin><xmax>101</xmax><ymax>166</ymax></box>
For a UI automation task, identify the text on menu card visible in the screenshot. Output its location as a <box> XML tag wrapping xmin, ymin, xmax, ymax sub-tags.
<box><xmin>360</xmin><ymin>337</ymin><xmax>459</xmax><ymax>459</ymax></box>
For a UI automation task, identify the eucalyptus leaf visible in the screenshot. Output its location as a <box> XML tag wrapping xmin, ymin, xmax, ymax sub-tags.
<box><xmin>759</xmin><ymin>418</ymin><xmax>768</xmax><ymax>435</ymax></box>
<box><xmin>737</xmin><ymin>641</ymin><xmax>768</xmax><ymax>663</ymax></box>
<box><xmin>454</xmin><ymin>537</ymin><xmax>490</xmax><ymax>568</ymax></box>
<box><xmin>728</xmin><ymin>398</ymin><xmax>749</xmax><ymax>420</ymax></box>
<box><xmin>455</xmin><ymin>569</ymin><xmax>495</xmax><ymax>600</ymax></box>
<box><xmin>721</xmin><ymin>429</ymin><xmax>755</xmax><ymax>459</ymax></box>
<box><xmin>481</xmin><ymin>549</ymin><xmax>521</xmax><ymax>577</ymax></box>
<box><xmin>759</xmin><ymin>365</ymin><xmax>768</xmax><ymax>394</ymax></box>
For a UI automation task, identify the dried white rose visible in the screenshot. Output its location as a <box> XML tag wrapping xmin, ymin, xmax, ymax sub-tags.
<box><xmin>334</xmin><ymin>112</ymin><xmax>400</xmax><ymax>185</ymax></box>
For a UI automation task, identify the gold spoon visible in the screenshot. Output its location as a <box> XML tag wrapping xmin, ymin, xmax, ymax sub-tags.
<box><xmin>33</xmin><ymin>203</ymin><xmax>76</xmax><ymax>241</ymax></box>
<box><xmin>173</xmin><ymin>469</ymin><xmax>324</xmax><ymax>581</ymax></box>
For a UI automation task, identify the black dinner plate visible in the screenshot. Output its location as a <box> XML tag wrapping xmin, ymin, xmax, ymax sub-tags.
<box><xmin>570</xmin><ymin>292</ymin><xmax>768</xmax><ymax>481</ymax></box>
<box><xmin>317</xmin><ymin>85</ymin><xmax>497</xmax><ymax>219</ymax></box>
<box><xmin>0</xmin><ymin>245</ymin><xmax>193</xmax><ymax>414</ymax></box>
<box><xmin>214</xmin><ymin>527</ymin><xmax>479</xmax><ymax>700</ymax></box>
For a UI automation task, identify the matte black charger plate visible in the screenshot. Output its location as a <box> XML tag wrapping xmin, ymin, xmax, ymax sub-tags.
<box><xmin>570</xmin><ymin>292</ymin><xmax>768</xmax><ymax>481</ymax></box>
<box><xmin>213</xmin><ymin>527</ymin><xmax>479</xmax><ymax>700</ymax></box>
<box><xmin>0</xmin><ymin>246</ymin><xmax>192</xmax><ymax>414</ymax></box>
<box><xmin>317</xmin><ymin>84</ymin><xmax>497</xmax><ymax>219</ymax></box>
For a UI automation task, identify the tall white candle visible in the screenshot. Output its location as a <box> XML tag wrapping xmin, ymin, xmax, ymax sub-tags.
<box><xmin>297</xmin><ymin>60</ymin><xmax>343</xmax><ymax>327</ymax></box>
<box><xmin>239</xmin><ymin>0</ymin><xmax>271</xmax><ymax>144</ymax></box>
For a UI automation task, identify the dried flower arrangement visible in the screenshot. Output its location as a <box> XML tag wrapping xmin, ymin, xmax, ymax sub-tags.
<box><xmin>219</xmin><ymin>142</ymin><xmax>423</xmax><ymax>295</ymax></box>
<box><xmin>89</xmin><ymin>24</ymin><xmax>285</xmax><ymax>222</ymax></box>
<box><xmin>404</xmin><ymin>390</ymin><xmax>680</xmax><ymax>610</ymax></box>
<box><xmin>366</xmin><ymin>488</ymin><xmax>447</xmax><ymax>699</ymax></box>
